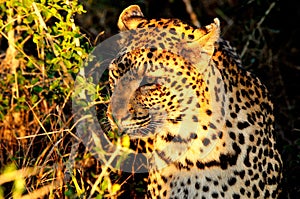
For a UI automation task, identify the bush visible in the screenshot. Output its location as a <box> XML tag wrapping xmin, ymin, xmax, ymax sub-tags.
<box><xmin>0</xmin><ymin>0</ymin><xmax>99</xmax><ymax>198</ymax></box>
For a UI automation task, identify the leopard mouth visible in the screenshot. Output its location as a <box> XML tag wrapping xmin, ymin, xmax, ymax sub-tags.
<box><xmin>109</xmin><ymin>110</ymin><xmax>164</xmax><ymax>139</ymax></box>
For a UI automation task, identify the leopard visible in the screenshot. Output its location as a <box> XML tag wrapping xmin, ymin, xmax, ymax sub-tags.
<box><xmin>106</xmin><ymin>5</ymin><xmax>283</xmax><ymax>199</ymax></box>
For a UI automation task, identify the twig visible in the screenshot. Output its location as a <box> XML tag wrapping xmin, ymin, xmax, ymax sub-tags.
<box><xmin>182</xmin><ymin>0</ymin><xmax>200</xmax><ymax>27</ymax></box>
<box><xmin>241</xmin><ymin>2</ymin><xmax>276</xmax><ymax>57</ymax></box>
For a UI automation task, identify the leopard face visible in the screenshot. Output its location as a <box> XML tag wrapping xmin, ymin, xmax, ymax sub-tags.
<box><xmin>107</xmin><ymin>5</ymin><xmax>282</xmax><ymax>199</ymax></box>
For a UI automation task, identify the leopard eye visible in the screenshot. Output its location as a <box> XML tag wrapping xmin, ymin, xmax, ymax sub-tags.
<box><xmin>146</xmin><ymin>77</ymin><xmax>155</xmax><ymax>84</ymax></box>
<box><xmin>140</xmin><ymin>76</ymin><xmax>158</xmax><ymax>86</ymax></box>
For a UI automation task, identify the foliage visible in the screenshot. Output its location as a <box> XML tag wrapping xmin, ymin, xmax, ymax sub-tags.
<box><xmin>0</xmin><ymin>0</ymin><xmax>122</xmax><ymax>198</ymax></box>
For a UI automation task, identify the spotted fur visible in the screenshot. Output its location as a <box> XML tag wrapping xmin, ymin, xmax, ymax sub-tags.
<box><xmin>107</xmin><ymin>5</ymin><xmax>282</xmax><ymax>199</ymax></box>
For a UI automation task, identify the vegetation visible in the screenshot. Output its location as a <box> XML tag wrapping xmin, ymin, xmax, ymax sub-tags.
<box><xmin>0</xmin><ymin>0</ymin><xmax>299</xmax><ymax>198</ymax></box>
<box><xmin>0</xmin><ymin>0</ymin><xmax>93</xmax><ymax>198</ymax></box>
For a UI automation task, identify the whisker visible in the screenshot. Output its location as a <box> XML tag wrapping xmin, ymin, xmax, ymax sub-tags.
<box><xmin>141</xmin><ymin>129</ymin><xmax>148</xmax><ymax>136</ymax></box>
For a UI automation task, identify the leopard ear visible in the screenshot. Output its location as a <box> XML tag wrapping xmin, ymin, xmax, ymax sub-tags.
<box><xmin>118</xmin><ymin>5</ymin><xmax>146</xmax><ymax>31</ymax></box>
<box><xmin>180</xmin><ymin>18</ymin><xmax>220</xmax><ymax>70</ymax></box>
<box><xmin>196</xmin><ymin>18</ymin><xmax>220</xmax><ymax>58</ymax></box>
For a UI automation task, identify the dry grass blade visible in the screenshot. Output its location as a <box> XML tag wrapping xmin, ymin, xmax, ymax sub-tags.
<box><xmin>20</xmin><ymin>180</ymin><xmax>60</xmax><ymax>199</ymax></box>
<box><xmin>0</xmin><ymin>167</ymin><xmax>39</xmax><ymax>185</ymax></box>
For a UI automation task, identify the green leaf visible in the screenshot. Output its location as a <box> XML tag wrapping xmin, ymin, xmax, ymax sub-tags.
<box><xmin>5</xmin><ymin>23</ymin><xmax>12</xmax><ymax>32</ymax></box>
<box><xmin>96</xmin><ymin>194</ymin><xmax>103</xmax><ymax>199</ymax></box>
<box><xmin>53</xmin><ymin>43</ymin><xmax>62</xmax><ymax>52</ymax></box>
<box><xmin>24</xmin><ymin>14</ymin><xmax>34</xmax><ymax>24</ymax></box>
<box><xmin>30</xmin><ymin>78</ymin><xmax>39</xmax><ymax>84</ymax></box>
<box><xmin>30</xmin><ymin>94</ymin><xmax>39</xmax><ymax>103</ymax></box>
<box><xmin>32</xmin><ymin>33</ymin><xmax>41</xmax><ymax>44</ymax></box>
<box><xmin>33</xmin><ymin>85</ymin><xmax>43</xmax><ymax>93</ymax></box>
<box><xmin>18</xmin><ymin>95</ymin><xmax>26</xmax><ymax>103</ymax></box>
<box><xmin>100</xmin><ymin>178</ymin><xmax>108</xmax><ymax>191</ymax></box>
